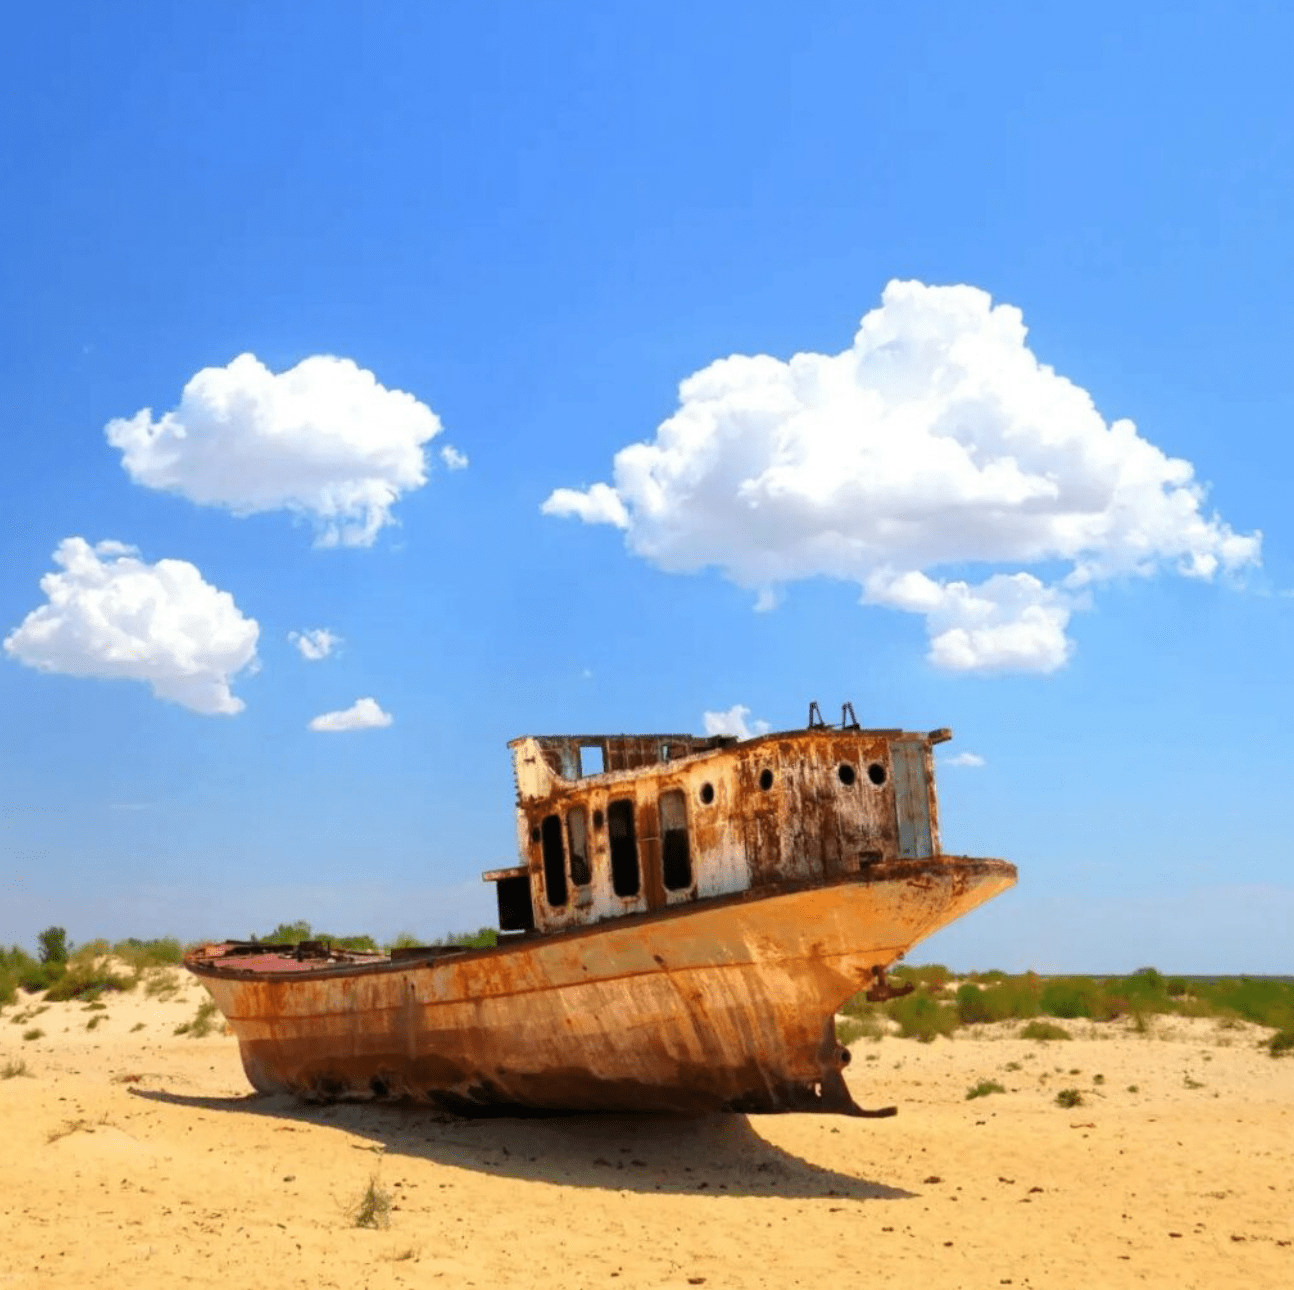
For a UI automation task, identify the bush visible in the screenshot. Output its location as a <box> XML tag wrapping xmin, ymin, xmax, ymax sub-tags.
<box><xmin>1021</xmin><ymin>1020</ymin><xmax>1071</xmax><ymax>1041</ymax></box>
<box><xmin>1055</xmin><ymin>1088</ymin><xmax>1084</xmax><ymax>1109</ymax></box>
<box><xmin>18</xmin><ymin>960</ymin><xmax>66</xmax><ymax>994</ymax></box>
<box><xmin>966</xmin><ymin>1080</ymin><xmax>1006</xmax><ymax>1100</ymax></box>
<box><xmin>37</xmin><ymin>927</ymin><xmax>70</xmax><ymax>965</ymax></box>
<box><xmin>1267</xmin><ymin>1029</ymin><xmax>1294</xmax><ymax>1058</ymax></box>
<box><xmin>352</xmin><ymin>1175</ymin><xmax>393</xmax><ymax>1229</ymax></box>
<box><xmin>175</xmin><ymin>997</ymin><xmax>220</xmax><ymax>1038</ymax></box>
<box><xmin>893</xmin><ymin>963</ymin><xmax>952</xmax><ymax>991</ymax></box>
<box><xmin>385</xmin><ymin>932</ymin><xmax>423</xmax><ymax>951</ymax></box>
<box><xmin>887</xmin><ymin>993</ymin><xmax>959</xmax><ymax>1042</ymax></box>
<box><xmin>113</xmin><ymin>938</ymin><xmax>184</xmax><ymax>970</ymax></box>
<box><xmin>43</xmin><ymin>960</ymin><xmax>132</xmax><ymax>1003</ymax></box>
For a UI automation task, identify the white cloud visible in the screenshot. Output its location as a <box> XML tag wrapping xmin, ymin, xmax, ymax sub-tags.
<box><xmin>702</xmin><ymin>704</ymin><xmax>771</xmax><ymax>740</ymax></box>
<box><xmin>106</xmin><ymin>353</ymin><xmax>446</xmax><ymax>547</ymax></box>
<box><xmin>288</xmin><ymin>628</ymin><xmax>340</xmax><ymax>661</ymax></box>
<box><xmin>544</xmin><ymin>280</ymin><xmax>1261</xmax><ymax>673</ymax></box>
<box><xmin>307</xmin><ymin>696</ymin><xmax>393</xmax><ymax>732</ymax></box>
<box><xmin>440</xmin><ymin>444</ymin><xmax>469</xmax><ymax>470</ymax></box>
<box><xmin>541</xmin><ymin>482</ymin><xmax>629</xmax><ymax>528</ymax></box>
<box><xmin>3</xmin><ymin>538</ymin><xmax>258</xmax><ymax>715</ymax></box>
<box><xmin>944</xmin><ymin>752</ymin><xmax>986</xmax><ymax>768</ymax></box>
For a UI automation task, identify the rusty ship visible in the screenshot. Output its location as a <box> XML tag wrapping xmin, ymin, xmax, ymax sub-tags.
<box><xmin>185</xmin><ymin>703</ymin><xmax>1016</xmax><ymax>1116</ymax></box>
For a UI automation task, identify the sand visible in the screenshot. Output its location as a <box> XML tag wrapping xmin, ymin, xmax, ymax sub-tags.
<box><xmin>2</xmin><ymin>971</ymin><xmax>1292</xmax><ymax>1289</ymax></box>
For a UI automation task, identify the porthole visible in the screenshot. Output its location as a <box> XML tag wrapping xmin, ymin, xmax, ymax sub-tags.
<box><xmin>838</xmin><ymin>763</ymin><xmax>857</xmax><ymax>786</ymax></box>
<box><xmin>758</xmin><ymin>769</ymin><xmax>774</xmax><ymax>791</ymax></box>
<box><xmin>699</xmin><ymin>782</ymin><xmax>715</xmax><ymax>805</ymax></box>
<box><xmin>592</xmin><ymin>808</ymin><xmax>605</xmax><ymax>830</ymax></box>
<box><xmin>868</xmin><ymin>763</ymin><xmax>886</xmax><ymax>786</ymax></box>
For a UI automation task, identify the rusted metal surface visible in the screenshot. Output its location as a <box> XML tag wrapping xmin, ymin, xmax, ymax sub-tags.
<box><xmin>185</xmin><ymin>709</ymin><xmax>1018</xmax><ymax>1116</ymax></box>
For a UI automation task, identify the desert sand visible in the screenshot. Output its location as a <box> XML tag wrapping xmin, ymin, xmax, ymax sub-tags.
<box><xmin>2</xmin><ymin>970</ymin><xmax>1291</xmax><ymax>1290</ymax></box>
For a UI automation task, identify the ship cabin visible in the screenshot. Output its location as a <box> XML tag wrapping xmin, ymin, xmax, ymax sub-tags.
<box><xmin>483</xmin><ymin>706</ymin><xmax>953</xmax><ymax>936</ymax></box>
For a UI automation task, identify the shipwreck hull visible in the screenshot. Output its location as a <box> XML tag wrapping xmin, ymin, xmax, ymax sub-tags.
<box><xmin>188</xmin><ymin>856</ymin><xmax>1015</xmax><ymax>1116</ymax></box>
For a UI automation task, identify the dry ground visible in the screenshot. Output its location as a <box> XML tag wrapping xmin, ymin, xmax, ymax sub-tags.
<box><xmin>1</xmin><ymin>972</ymin><xmax>1291</xmax><ymax>1289</ymax></box>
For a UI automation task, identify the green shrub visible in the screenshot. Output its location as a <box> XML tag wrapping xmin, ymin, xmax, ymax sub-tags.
<box><xmin>966</xmin><ymin>1080</ymin><xmax>1006</xmax><ymax>1100</ymax></box>
<box><xmin>22</xmin><ymin>1028</ymin><xmax>43</xmax><ymax>1041</ymax></box>
<box><xmin>385</xmin><ymin>931</ymin><xmax>423</xmax><ymax>951</ymax></box>
<box><xmin>176</xmin><ymin>997</ymin><xmax>220</xmax><ymax>1038</ymax></box>
<box><xmin>893</xmin><ymin>963</ymin><xmax>952</xmax><ymax>991</ymax></box>
<box><xmin>18</xmin><ymin>960</ymin><xmax>66</xmax><ymax>994</ymax></box>
<box><xmin>2</xmin><ymin>1058</ymin><xmax>30</xmax><ymax>1079</ymax></box>
<box><xmin>887</xmin><ymin>993</ymin><xmax>959</xmax><ymax>1042</ymax></box>
<box><xmin>43</xmin><ymin>960</ymin><xmax>131</xmax><ymax>1003</ymax></box>
<box><xmin>1055</xmin><ymin>1088</ymin><xmax>1084</xmax><ymax>1109</ymax></box>
<box><xmin>1021</xmin><ymin>1020</ymin><xmax>1071</xmax><ymax>1041</ymax></box>
<box><xmin>113</xmin><ymin>937</ymin><xmax>184</xmax><ymax>970</ymax></box>
<box><xmin>838</xmin><ymin>992</ymin><xmax>877</xmax><ymax>1020</ymax></box>
<box><xmin>1267</xmin><ymin>1029</ymin><xmax>1294</xmax><ymax>1058</ymax></box>
<box><xmin>37</xmin><ymin>927</ymin><xmax>70</xmax><ymax>965</ymax></box>
<box><xmin>436</xmin><ymin>927</ymin><xmax>499</xmax><ymax>949</ymax></box>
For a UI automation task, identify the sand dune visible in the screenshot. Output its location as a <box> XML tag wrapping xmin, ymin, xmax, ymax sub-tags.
<box><xmin>2</xmin><ymin>973</ymin><xmax>1292</xmax><ymax>1289</ymax></box>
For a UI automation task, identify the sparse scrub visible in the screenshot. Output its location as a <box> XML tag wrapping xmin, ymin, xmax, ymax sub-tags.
<box><xmin>112</xmin><ymin>937</ymin><xmax>184</xmax><ymax>970</ymax></box>
<box><xmin>86</xmin><ymin>1014</ymin><xmax>104</xmax><ymax>1030</ymax></box>
<box><xmin>130</xmin><ymin>1022</ymin><xmax>145</xmax><ymax>1032</ymax></box>
<box><xmin>2</xmin><ymin>1058</ymin><xmax>31</xmax><ymax>1078</ymax></box>
<box><xmin>1021</xmin><ymin>1020</ymin><xmax>1071</xmax><ymax>1042</ymax></box>
<box><xmin>143</xmin><ymin>969</ymin><xmax>181</xmax><ymax>998</ymax></box>
<box><xmin>836</xmin><ymin>1017</ymin><xmax>874</xmax><ymax>1046</ymax></box>
<box><xmin>351</xmin><ymin>1175</ymin><xmax>393</xmax><ymax>1229</ymax></box>
<box><xmin>1054</xmin><ymin>1088</ymin><xmax>1084</xmax><ymax>1108</ymax></box>
<box><xmin>966</xmin><ymin>1080</ymin><xmax>1006</xmax><ymax>1100</ymax></box>
<box><xmin>175</xmin><ymin>996</ymin><xmax>220</xmax><ymax>1038</ymax></box>
<box><xmin>43</xmin><ymin>958</ymin><xmax>132</xmax><ymax>1003</ymax></box>
<box><xmin>22</xmin><ymin>1028</ymin><xmax>44</xmax><ymax>1041</ymax></box>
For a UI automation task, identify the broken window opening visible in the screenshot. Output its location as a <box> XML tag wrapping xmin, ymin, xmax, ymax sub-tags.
<box><xmin>541</xmin><ymin>814</ymin><xmax>568</xmax><ymax>907</ymax></box>
<box><xmin>567</xmin><ymin>806</ymin><xmax>591</xmax><ymax>886</ymax></box>
<box><xmin>659</xmin><ymin>789</ymin><xmax>692</xmax><ymax>891</ymax></box>
<box><xmin>496</xmin><ymin>875</ymin><xmax>535</xmax><ymax>932</ymax></box>
<box><xmin>580</xmin><ymin>744</ymin><xmax>605</xmax><ymax>776</ymax></box>
<box><xmin>608</xmin><ymin>799</ymin><xmax>640</xmax><ymax>897</ymax></box>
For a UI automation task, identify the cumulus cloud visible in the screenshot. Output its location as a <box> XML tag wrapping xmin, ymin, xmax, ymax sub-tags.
<box><xmin>106</xmin><ymin>353</ymin><xmax>449</xmax><ymax>547</ymax></box>
<box><xmin>544</xmin><ymin>280</ymin><xmax>1260</xmax><ymax>673</ymax></box>
<box><xmin>307</xmin><ymin>696</ymin><xmax>393</xmax><ymax>732</ymax></box>
<box><xmin>440</xmin><ymin>444</ymin><xmax>469</xmax><ymax>470</ymax></box>
<box><xmin>3</xmin><ymin>538</ymin><xmax>258</xmax><ymax>714</ymax></box>
<box><xmin>944</xmin><ymin>751</ymin><xmax>986</xmax><ymax>768</ymax></box>
<box><xmin>703</xmin><ymin>704</ymin><xmax>770</xmax><ymax>740</ymax></box>
<box><xmin>288</xmin><ymin>628</ymin><xmax>340</xmax><ymax>661</ymax></box>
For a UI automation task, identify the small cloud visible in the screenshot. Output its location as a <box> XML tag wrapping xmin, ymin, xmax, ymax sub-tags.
<box><xmin>288</xmin><ymin>628</ymin><xmax>340</xmax><ymax>661</ymax></box>
<box><xmin>753</xmin><ymin>588</ymin><xmax>780</xmax><ymax>613</ymax></box>
<box><xmin>702</xmin><ymin>704</ymin><xmax>771</xmax><ymax>741</ymax></box>
<box><xmin>580</xmin><ymin>667</ymin><xmax>593</xmax><ymax>680</ymax></box>
<box><xmin>3</xmin><ymin>537</ymin><xmax>258</xmax><ymax>715</ymax></box>
<box><xmin>541</xmin><ymin>482</ymin><xmax>628</xmax><ymax>528</ymax></box>
<box><xmin>440</xmin><ymin>444</ymin><xmax>469</xmax><ymax>470</ymax></box>
<box><xmin>308</xmin><ymin>697</ymin><xmax>393</xmax><ymax>733</ymax></box>
<box><xmin>944</xmin><ymin>752</ymin><xmax>986</xmax><ymax>768</ymax></box>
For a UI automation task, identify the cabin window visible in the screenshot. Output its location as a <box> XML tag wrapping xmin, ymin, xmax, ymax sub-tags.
<box><xmin>759</xmin><ymin>768</ymin><xmax>774</xmax><ymax>791</ymax></box>
<box><xmin>541</xmin><ymin>814</ymin><xmax>568</xmax><ymax>907</ymax></box>
<box><xmin>838</xmin><ymin>763</ymin><xmax>857</xmax><ymax>786</ymax></box>
<box><xmin>868</xmin><ymin>762</ymin><xmax>887</xmax><ymax>786</ymax></box>
<box><xmin>580</xmin><ymin>743</ymin><xmax>605</xmax><ymax>776</ymax></box>
<box><xmin>567</xmin><ymin>806</ymin><xmax>591</xmax><ymax>886</ymax></box>
<box><xmin>496</xmin><ymin>875</ymin><xmax>535</xmax><ymax>931</ymax></box>
<box><xmin>699</xmin><ymin>782</ymin><xmax>715</xmax><ymax>805</ymax></box>
<box><xmin>608</xmin><ymin>799</ymin><xmax>640</xmax><ymax>897</ymax></box>
<box><xmin>659</xmin><ymin>789</ymin><xmax>692</xmax><ymax>891</ymax></box>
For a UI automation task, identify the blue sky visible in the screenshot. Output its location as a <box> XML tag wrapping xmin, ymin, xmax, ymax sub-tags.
<box><xmin>2</xmin><ymin>2</ymin><xmax>1290</xmax><ymax>970</ymax></box>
